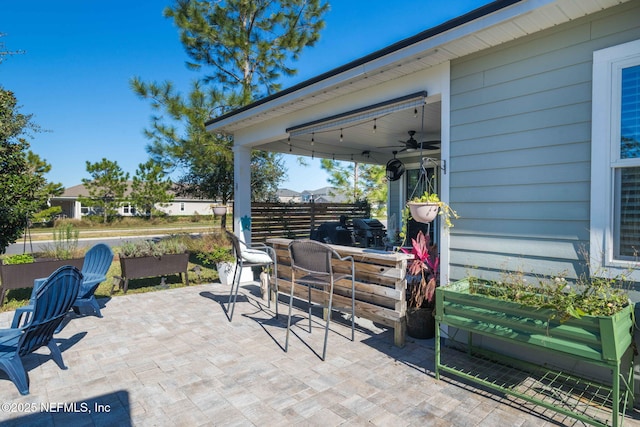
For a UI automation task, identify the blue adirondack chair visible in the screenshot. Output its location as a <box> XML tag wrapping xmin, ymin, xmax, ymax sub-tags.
<box><xmin>73</xmin><ymin>243</ymin><xmax>113</xmax><ymax>317</ymax></box>
<box><xmin>11</xmin><ymin>243</ymin><xmax>113</xmax><ymax>329</ymax></box>
<box><xmin>0</xmin><ymin>265</ymin><xmax>81</xmax><ymax>395</ymax></box>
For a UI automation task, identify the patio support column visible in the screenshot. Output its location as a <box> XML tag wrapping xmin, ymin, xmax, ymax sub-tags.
<box><xmin>73</xmin><ymin>200</ymin><xmax>82</xmax><ymax>219</ymax></box>
<box><xmin>233</xmin><ymin>144</ymin><xmax>252</xmax><ymax>244</ymax></box>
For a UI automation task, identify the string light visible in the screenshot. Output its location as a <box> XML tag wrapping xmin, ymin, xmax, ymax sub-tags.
<box><xmin>284</xmin><ymin>109</ymin><xmax>406</xmax><ymax>160</ymax></box>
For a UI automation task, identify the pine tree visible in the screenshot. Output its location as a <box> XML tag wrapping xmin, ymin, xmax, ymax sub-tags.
<box><xmin>132</xmin><ymin>0</ymin><xmax>329</xmax><ymax>206</ymax></box>
<box><xmin>0</xmin><ymin>88</ymin><xmax>56</xmax><ymax>252</ymax></box>
<box><xmin>79</xmin><ymin>158</ymin><xmax>130</xmax><ymax>224</ymax></box>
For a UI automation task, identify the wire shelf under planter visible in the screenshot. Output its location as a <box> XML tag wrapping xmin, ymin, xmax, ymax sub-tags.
<box><xmin>437</xmin><ymin>346</ymin><xmax>633</xmax><ymax>427</ymax></box>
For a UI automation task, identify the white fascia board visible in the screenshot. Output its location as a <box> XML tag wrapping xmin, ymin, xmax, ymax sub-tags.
<box><xmin>206</xmin><ymin>0</ymin><xmax>556</xmax><ymax>134</ymax></box>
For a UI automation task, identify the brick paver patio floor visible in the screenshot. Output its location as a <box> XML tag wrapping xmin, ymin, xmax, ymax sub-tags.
<box><xmin>0</xmin><ymin>281</ymin><xmax>638</xmax><ymax>426</ymax></box>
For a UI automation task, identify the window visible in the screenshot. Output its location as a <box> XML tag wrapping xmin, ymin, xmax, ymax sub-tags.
<box><xmin>591</xmin><ymin>39</ymin><xmax>640</xmax><ymax>279</ymax></box>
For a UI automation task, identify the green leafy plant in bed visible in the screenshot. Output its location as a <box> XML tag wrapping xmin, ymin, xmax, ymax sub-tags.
<box><xmin>2</xmin><ymin>254</ymin><xmax>35</xmax><ymax>265</ymax></box>
<box><xmin>119</xmin><ymin>236</ymin><xmax>188</xmax><ymax>258</ymax></box>
<box><xmin>468</xmin><ymin>267</ymin><xmax>631</xmax><ymax>321</ymax></box>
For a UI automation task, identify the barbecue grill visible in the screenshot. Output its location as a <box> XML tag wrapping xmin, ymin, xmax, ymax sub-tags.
<box><xmin>310</xmin><ymin>221</ymin><xmax>353</xmax><ymax>246</ymax></box>
<box><xmin>352</xmin><ymin>218</ymin><xmax>386</xmax><ymax>248</ymax></box>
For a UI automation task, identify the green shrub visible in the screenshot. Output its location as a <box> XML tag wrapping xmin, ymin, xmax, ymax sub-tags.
<box><xmin>183</xmin><ymin>231</ymin><xmax>234</xmax><ymax>265</ymax></box>
<box><xmin>32</xmin><ymin>206</ymin><xmax>63</xmax><ymax>227</ymax></box>
<box><xmin>119</xmin><ymin>236</ymin><xmax>188</xmax><ymax>258</ymax></box>
<box><xmin>2</xmin><ymin>254</ymin><xmax>35</xmax><ymax>265</ymax></box>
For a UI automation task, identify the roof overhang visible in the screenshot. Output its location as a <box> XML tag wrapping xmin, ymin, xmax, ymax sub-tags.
<box><xmin>206</xmin><ymin>0</ymin><xmax>630</xmax><ymax>136</ymax></box>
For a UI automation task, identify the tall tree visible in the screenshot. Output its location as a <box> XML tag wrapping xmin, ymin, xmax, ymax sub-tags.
<box><xmin>79</xmin><ymin>158</ymin><xmax>130</xmax><ymax>224</ymax></box>
<box><xmin>359</xmin><ymin>163</ymin><xmax>387</xmax><ymax>217</ymax></box>
<box><xmin>167</xmin><ymin>0</ymin><xmax>329</xmax><ymax>103</ymax></box>
<box><xmin>320</xmin><ymin>159</ymin><xmax>387</xmax><ymax>215</ymax></box>
<box><xmin>132</xmin><ymin>0</ymin><xmax>328</xmax><ymax>210</ymax></box>
<box><xmin>0</xmin><ymin>88</ymin><xmax>55</xmax><ymax>252</ymax></box>
<box><xmin>27</xmin><ymin>151</ymin><xmax>64</xmax><ymax>203</ymax></box>
<box><xmin>131</xmin><ymin>79</ymin><xmax>234</xmax><ymax>207</ymax></box>
<box><xmin>0</xmin><ymin>33</ymin><xmax>24</xmax><ymax>65</ymax></box>
<box><xmin>252</xmin><ymin>151</ymin><xmax>287</xmax><ymax>202</ymax></box>
<box><xmin>320</xmin><ymin>159</ymin><xmax>363</xmax><ymax>202</ymax></box>
<box><xmin>130</xmin><ymin>159</ymin><xmax>174</xmax><ymax>218</ymax></box>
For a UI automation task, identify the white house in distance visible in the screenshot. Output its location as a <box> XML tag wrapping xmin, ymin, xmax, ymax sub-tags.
<box><xmin>276</xmin><ymin>187</ymin><xmax>348</xmax><ymax>203</ymax></box>
<box><xmin>206</xmin><ymin>0</ymin><xmax>640</xmax><ymax>406</ymax></box>
<box><xmin>50</xmin><ymin>183</ymin><xmax>217</xmax><ymax>219</ymax></box>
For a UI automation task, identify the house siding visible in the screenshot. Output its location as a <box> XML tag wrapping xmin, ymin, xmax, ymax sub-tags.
<box><xmin>448</xmin><ymin>1</ymin><xmax>640</xmax><ymax>281</ymax></box>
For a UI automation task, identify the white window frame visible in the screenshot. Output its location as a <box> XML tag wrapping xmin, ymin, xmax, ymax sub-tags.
<box><xmin>590</xmin><ymin>39</ymin><xmax>640</xmax><ymax>280</ymax></box>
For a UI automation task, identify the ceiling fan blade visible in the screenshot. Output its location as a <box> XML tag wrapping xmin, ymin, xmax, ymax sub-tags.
<box><xmin>417</xmin><ymin>140</ymin><xmax>441</xmax><ymax>150</ymax></box>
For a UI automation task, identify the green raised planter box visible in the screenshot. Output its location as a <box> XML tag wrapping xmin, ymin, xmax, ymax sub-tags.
<box><xmin>435</xmin><ymin>279</ymin><xmax>635</xmax><ymax>427</ymax></box>
<box><xmin>435</xmin><ymin>279</ymin><xmax>634</xmax><ymax>363</ymax></box>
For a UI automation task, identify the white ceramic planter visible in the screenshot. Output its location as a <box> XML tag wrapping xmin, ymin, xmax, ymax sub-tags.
<box><xmin>408</xmin><ymin>202</ymin><xmax>439</xmax><ymax>223</ymax></box>
<box><xmin>216</xmin><ymin>261</ymin><xmax>254</xmax><ymax>285</ymax></box>
<box><xmin>212</xmin><ymin>206</ymin><xmax>227</xmax><ymax>216</ymax></box>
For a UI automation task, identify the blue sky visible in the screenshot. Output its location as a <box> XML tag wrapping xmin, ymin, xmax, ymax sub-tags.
<box><xmin>1</xmin><ymin>0</ymin><xmax>490</xmax><ymax>192</ymax></box>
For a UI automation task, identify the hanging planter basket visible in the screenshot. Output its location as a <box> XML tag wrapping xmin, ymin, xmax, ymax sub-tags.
<box><xmin>408</xmin><ymin>202</ymin><xmax>439</xmax><ymax>224</ymax></box>
<box><xmin>213</xmin><ymin>206</ymin><xmax>227</xmax><ymax>216</ymax></box>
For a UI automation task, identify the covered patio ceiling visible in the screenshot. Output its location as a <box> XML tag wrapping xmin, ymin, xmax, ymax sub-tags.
<box><xmin>256</xmin><ymin>96</ymin><xmax>441</xmax><ymax>166</ymax></box>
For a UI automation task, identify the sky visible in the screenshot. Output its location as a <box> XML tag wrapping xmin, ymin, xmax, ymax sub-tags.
<box><xmin>1</xmin><ymin>0</ymin><xmax>491</xmax><ymax>193</ymax></box>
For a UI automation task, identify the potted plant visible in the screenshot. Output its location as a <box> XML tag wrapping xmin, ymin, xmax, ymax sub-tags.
<box><xmin>400</xmin><ymin>192</ymin><xmax>458</xmax><ymax>242</ymax></box>
<box><xmin>114</xmin><ymin>237</ymin><xmax>189</xmax><ymax>293</ymax></box>
<box><xmin>407</xmin><ymin>192</ymin><xmax>441</xmax><ymax>223</ymax></box>
<box><xmin>185</xmin><ymin>231</ymin><xmax>237</xmax><ymax>285</ymax></box>
<box><xmin>401</xmin><ymin>230</ymin><xmax>439</xmax><ymax>339</ymax></box>
<box><xmin>198</xmin><ymin>246</ymin><xmax>236</xmax><ymax>286</ymax></box>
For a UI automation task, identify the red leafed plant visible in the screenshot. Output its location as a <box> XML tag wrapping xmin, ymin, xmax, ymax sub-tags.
<box><xmin>401</xmin><ymin>230</ymin><xmax>439</xmax><ymax>308</ymax></box>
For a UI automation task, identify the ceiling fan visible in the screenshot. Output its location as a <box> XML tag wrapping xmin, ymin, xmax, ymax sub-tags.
<box><xmin>396</xmin><ymin>130</ymin><xmax>440</xmax><ymax>152</ymax></box>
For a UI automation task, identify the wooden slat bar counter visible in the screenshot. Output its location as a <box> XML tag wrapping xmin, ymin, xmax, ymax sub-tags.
<box><xmin>267</xmin><ymin>238</ymin><xmax>412</xmax><ymax>347</ymax></box>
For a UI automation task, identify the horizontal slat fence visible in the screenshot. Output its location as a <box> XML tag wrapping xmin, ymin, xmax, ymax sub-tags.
<box><xmin>251</xmin><ymin>202</ymin><xmax>370</xmax><ymax>243</ymax></box>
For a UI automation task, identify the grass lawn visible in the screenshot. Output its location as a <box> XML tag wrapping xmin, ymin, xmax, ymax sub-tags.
<box><xmin>26</xmin><ymin>216</ymin><xmax>224</xmax><ymax>241</ymax></box>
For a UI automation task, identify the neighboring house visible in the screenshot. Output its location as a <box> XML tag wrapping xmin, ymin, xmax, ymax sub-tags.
<box><xmin>276</xmin><ymin>188</ymin><xmax>301</xmax><ymax>203</ymax></box>
<box><xmin>50</xmin><ymin>184</ymin><xmax>217</xmax><ymax>218</ymax></box>
<box><xmin>300</xmin><ymin>187</ymin><xmax>346</xmax><ymax>203</ymax></box>
<box><xmin>276</xmin><ymin>187</ymin><xmax>347</xmax><ymax>203</ymax></box>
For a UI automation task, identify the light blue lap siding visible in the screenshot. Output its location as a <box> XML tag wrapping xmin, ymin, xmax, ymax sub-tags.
<box><xmin>448</xmin><ymin>1</ymin><xmax>640</xmax><ymax>282</ymax></box>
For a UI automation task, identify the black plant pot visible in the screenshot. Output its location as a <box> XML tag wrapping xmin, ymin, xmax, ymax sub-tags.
<box><xmin>406</xmin><ymin>306</ymin><xmax>435</xmax><ymax>339</ymax></box>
